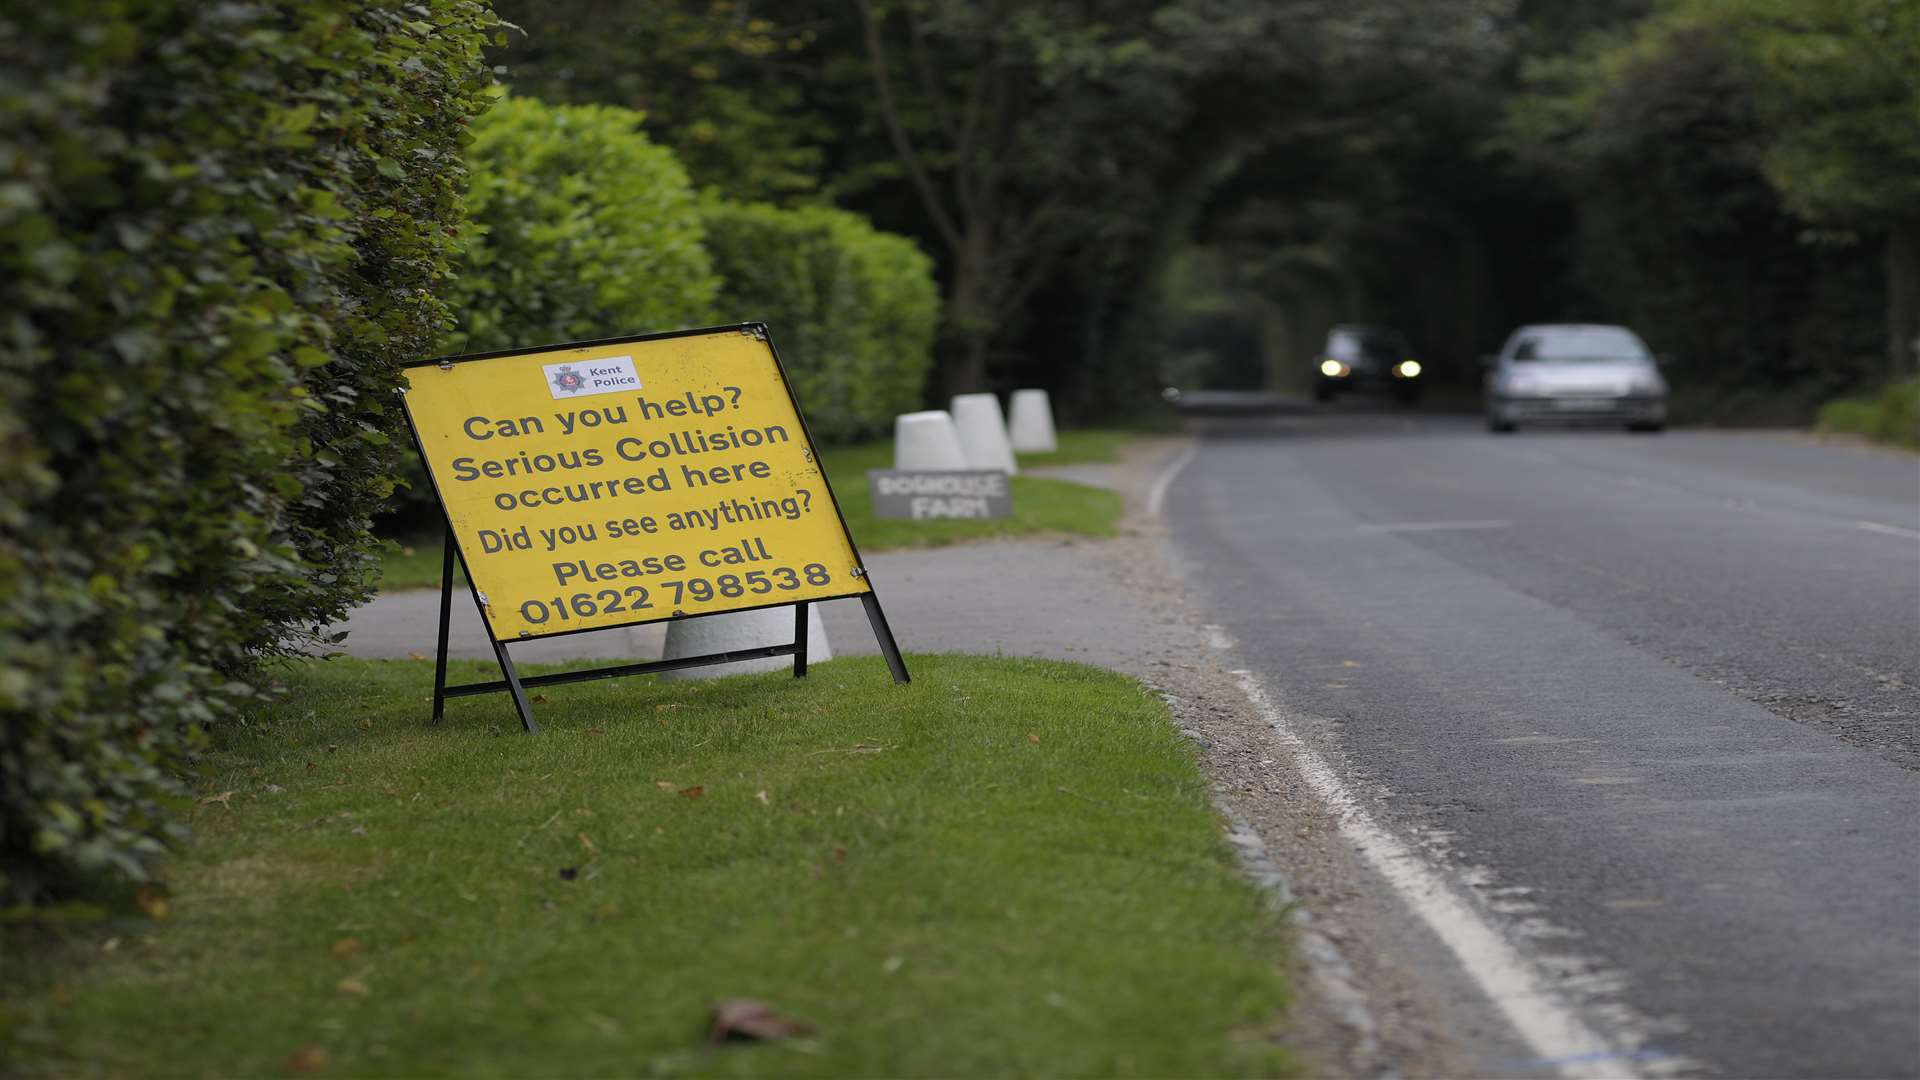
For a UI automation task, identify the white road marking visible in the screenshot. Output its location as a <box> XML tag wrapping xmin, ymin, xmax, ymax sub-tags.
<box><xmin>1358</xmin><ymin>519</ymin><xmax>1513</xmax><ymax>534</ymax></box>
<box><xmin>1855</xmin><ymin>519</ymin><xmax>1920</xmax><ymax>540</ymax></box>
<box><xmin>1147</xmin><ymin>445</ymin><xmax>1198</xmax><ymax>518</ymax></box>
<box><xmin>1228</xmin><ymin>668</ymin><xmax>1642</xmax><ymax>1080</ymax></box>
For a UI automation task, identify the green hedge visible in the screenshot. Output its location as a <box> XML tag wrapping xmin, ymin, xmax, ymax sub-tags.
<box><xmin>0</xmin><ymin>2</ymin><xmax>501</xmax><ymax>903</ymax></box>
<box><xmin>445</xmin><ymin>97</ymin><xmax>718</xmax><ymax>354</ymax></box>
<box><xmin>701</xmin><ymin>200</ymin><xmax>939</xmax><ymax>443</ymax></box>
<box><xmin>1818</xmin><ymin>379</ymin><xmax>1920</xmax><ymax>449</ymax></box>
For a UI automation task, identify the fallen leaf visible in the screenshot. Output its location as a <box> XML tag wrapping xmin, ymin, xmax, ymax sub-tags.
<box><xmin>578</xmin><ymin>832</ymin><xmax>599</xmax><ymax>858</ymax></box>
<box><xmin>707</xmin><ymin>999</ymin><xmax>815</xmax><ymax>1044</ymax></box>
<box><xmin>655</xmin><ymin>781</ymin><xmax>677</xmax><ymax>791</ymax></box>
<box><xmin>198</xmin><ymin>790</ymin><xmax>236</xmax><ymax>811</ymax></box>
<box><xmin>285</xmin><ymin>1044</ymin><xmax>329</xmax><ymax>1074</ymax></box>
<box><xmin>586</xmin><ymin>1011</ymin><xmax>624</xmax><ymax>1036</ymax></box>
<box><xmin>407</xmin><ymin>651</ymin><xmax>426</xmax><ymax>662</ymax></box>
<box><xmin>754</xmin><ymin>790</ymin><xmax>769</xmax><ymax>805</ymax></box>
<box><xmin>584</xmin><ymin>724</ymin><xmax>605</xmax><ymax>736</ymax></box>
<box><xmin>331</xmin><ymin>938</ymin><xmax>365</xmax><ymax>960</ymax></box>
<box><xmin>335</xmin><ymin>977</ymin><xmax>369</xmax><ymax>999</ymax></box>
<box><xmin>678</xmin><ymin>786</ymin><xmax>704</xmax><ymax>800</ymax></box>
<box><xmin>132</xmin><ymin>885</ymin><xmax>169</xmax><ymax>921</ymax></box>
<box><xmin>531</xmin><ymin>694</ymin><xmax>549</xmax><ymax>704</ymax></box>
<box><xmin>1026</xmin><ymin>733</ymin><xmax>1040</xmax><ymax>746</ymax></box>
<box><xmin>806</xmin><ymin>743</ymin><xmax>891</xmax><ymax>756</ymax></box>
<box><xmin>833</xmin><ymin>845</ymin><xmax>847</xmax><ymax>862</ymax></box>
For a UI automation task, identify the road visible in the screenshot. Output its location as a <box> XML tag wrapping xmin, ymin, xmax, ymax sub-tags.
<box><xmin>1164</xmin><ymin>410</ymin><xmax>1920</xmax><ymax>1078</ymax></box>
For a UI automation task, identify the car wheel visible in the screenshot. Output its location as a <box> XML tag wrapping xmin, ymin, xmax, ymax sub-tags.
<box><xmin>1488</xmin><ymin>415</ymin><xmax>1517</xmax><ymax>434</ymax></box>
<box><xmin>1627</xmin><ymin>421</ymin><xmax>1665</xmax><ymax>434</ymax></box>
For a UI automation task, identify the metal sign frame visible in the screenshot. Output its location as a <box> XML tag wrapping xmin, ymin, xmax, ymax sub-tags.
<box><xmin>398</xmin><ymin>323</ymin><xmax>910</xmax><ymax>732</ymax></box>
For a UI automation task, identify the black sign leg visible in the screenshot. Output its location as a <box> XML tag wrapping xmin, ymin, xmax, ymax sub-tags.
<box><xmin>431</xmin><ymin>526</ymin><xmax>456</xmax><ymax>723</ymax></box>
<box><xmin>860</xmin><ymin>593</ymin><xmax>911</xmax><ymax>684</ymax></box>
<box><xmin>491</xmin><ymin>640</ymin><xmax>540</xmax><ymax>734</ymax></box>
<box><xmin>792</xmin><ymin>602</ymin><xmax>810</xmax><ymax>678</ymax></box>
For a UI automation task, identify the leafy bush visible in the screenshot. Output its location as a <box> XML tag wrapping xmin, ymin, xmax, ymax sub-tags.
<box><xmin>0</xmin><ymin>2</ymin><xmax>501</xmax><ymax>903</ymax></box>
<box><xmin>445</xmin><ymin>97</ymin><xmax>719</xmax><ymax>354</ymax></box>
<box><xmin>701</xmin><ymin>200</ymin><xmax>939</xmax><ymax>443</ymax></box>
<box><xmin>1819</xmin><ymin>379</ymin><xmax>1920</xmax><ymax>449</ymax></box>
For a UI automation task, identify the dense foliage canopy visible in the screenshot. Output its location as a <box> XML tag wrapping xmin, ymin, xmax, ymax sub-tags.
<box><xmin>446</xmin><ymin>96</ymin><xmax>719</xmax><ymax>355</ymax></box>
<box><xmin>0</xmin><ymin>0</ymin><xmax>501</xmax><ymax>902</ymax></box>
<box><xmin>497</xmin><ymin>0</ymin><xmax>1915</xmax><ymax>416</ymax></box>
<box><xmin>702</xmin><ymin>200</ymin><xmax>939</xmax><ymax>442</ymax></box>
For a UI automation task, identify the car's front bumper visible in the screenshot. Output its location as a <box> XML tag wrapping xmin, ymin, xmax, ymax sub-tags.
<box><xmin>1320</xmin><ymin>371</ymin><xmax>1419</xmax><ymax>395</ymax></box>
<box><xmin>1490</xmin><ymin>395</ymin><xmax>1666</xmax><ymax>424</ymax></box>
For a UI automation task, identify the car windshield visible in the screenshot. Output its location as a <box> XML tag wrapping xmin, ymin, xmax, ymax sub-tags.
<box><xmin>1327</xmin><ymin>331</ymin><xmax>1404</xmax><ymax>362</ymax></box>
<box><xmin>1512</xmin><ymin>328</ymin><xmax>1646</xmax><ymax>363</ymax></box>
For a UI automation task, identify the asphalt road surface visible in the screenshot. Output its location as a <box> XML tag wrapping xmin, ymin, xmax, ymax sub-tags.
<box><xmin>1165</xmin><ymin>410</ymin><xmax>1920</xmax><ymax>1079</ymax></box>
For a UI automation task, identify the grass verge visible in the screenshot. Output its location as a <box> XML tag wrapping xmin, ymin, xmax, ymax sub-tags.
<box><xmin>1816</xmin><ymin>379</ymin><xmax>1920</xmax><ymax>450</ymax></box>
<box><xmin>375</xmin><ymin>535</ymin><xmax>464</xmax><ymax>592</ymax></box>
<box><xmin>376</xmin><ymin>432</ymin><xmax>1131</xmax><ymax>589</ymax></box>
<box><xmin>821</xmin><ymin>439</ymin><xmax>1122</xmax><ymax>553</ymax></box>
<box><xmin>4</xmin><ymin>656</ymin><xmax>1291</xmax><ymax>1078</ymax></box>
<box><xmin>1011</xmin><ymin>427</ymin><xmax>1135</xmax><ymax>468</ymax></box>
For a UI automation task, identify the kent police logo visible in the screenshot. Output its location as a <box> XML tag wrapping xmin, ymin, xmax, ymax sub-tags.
<box><xmin>551</xmin><ymin>365</ymin><xmax>586</xmax><ymax>394</ymax></box>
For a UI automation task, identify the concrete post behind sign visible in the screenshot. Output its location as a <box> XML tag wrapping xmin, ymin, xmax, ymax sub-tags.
<box><xmin>893</xmin><ymin>410</ymin><xmax>968</xmax><ymax>470</ymax></box>
<box><xmin>950</xmin><ymin>393</ymin><xmax>1018</xmax><ymax>474</ymax></box>
<box><xmin>658</xmin><ymin>605</ymin><xmax>830</xmax><ymax>680</ymax></box>
<box><xmin>1008</xmin><ymin>389</ymin><xmax>1058</xmax><ymax>453</ymax></box>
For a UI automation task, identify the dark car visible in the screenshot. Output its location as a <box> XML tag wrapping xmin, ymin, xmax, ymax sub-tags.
<box><xmin>1313</xmin><ymin>324</ymin><xmax>1423</xmax><ymax>403</ymax></box>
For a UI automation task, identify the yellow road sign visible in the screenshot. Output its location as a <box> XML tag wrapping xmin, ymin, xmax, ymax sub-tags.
<box><xmin>401</xmin><ymin>326</ymin><xmax>870</xmax><ymax>641</ymax></box>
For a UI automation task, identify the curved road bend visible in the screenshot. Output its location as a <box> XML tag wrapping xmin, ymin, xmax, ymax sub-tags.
<box><xmin>1166</xmin><ymin>412</ymin><xmax>1919</xmax><ymax>1078</ymax></box>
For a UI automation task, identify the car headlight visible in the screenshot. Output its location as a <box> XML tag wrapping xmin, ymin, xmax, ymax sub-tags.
<box><xmin>1503</xmin><ymin>375</ymin><xmax>1543</xmax><ymax>396</ymax></box>
<box><xmin>1629</xmin><ymin>376</ymin><xmax>1666</xmax><ymax>396</ymax></box>
<box><xmin>1320</xmin><ymin>359</ymin><xmax>1350</xmax><ymax>378</ymax></box>
<box><xmin>1394</xmin><ymin>360</ymin><xmax>1422</xmax><ymax>378</ymax></box>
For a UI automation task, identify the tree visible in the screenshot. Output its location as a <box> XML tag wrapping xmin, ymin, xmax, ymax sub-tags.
<box><xmin>492</xmin><ymin>0</ymin><xmax>836</xmax><ymax>202</ymax></box>
<box><xmin>1711</xmin><ymin>0</ymin><xmax>1920</xmax><ymax>375</ymax></box>
<box><xmin>1499</xmin><ymin>21</ymin><xmax>1870</xmax><ymax>388</ymax></box>
<box><xmin>851</xmin><ymin>0</ymin><xmax>1195</xmax><ymax>396</ymax></box>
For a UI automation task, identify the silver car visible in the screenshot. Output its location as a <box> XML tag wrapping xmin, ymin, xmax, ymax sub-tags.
<box><xmin>1484</xmin><ymin>324</ymin><xmax>1668</xmax><ymax>433</ymax></box>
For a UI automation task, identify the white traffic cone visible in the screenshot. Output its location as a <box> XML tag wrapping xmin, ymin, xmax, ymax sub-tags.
<box><xmin>1008</xmin><ymin>389</ymin><xmax>1058</xmax><ymax>453</ymax></box>
<box><xmin>657</xmin><ymin>604</ymin><xmax>830</xmax><ymax>681</ymax></box>
<box><xmin>893</xmin><ymin>409</ymin><xmax>968</xmax><ymax>469</ymax></box>
<box><xmin>949</xmin><ymin>393</ymin><xmax>1018</xmax><ymax>474</ymax></box>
